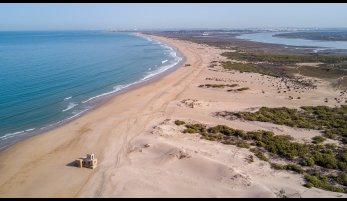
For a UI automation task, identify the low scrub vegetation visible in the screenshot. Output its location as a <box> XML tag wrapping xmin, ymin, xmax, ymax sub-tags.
<box><xmin>221</xmin><ymin>51</ymin><xmax>347</xmax><ymax>64</ymax></box>
<box><xmin>233</xmin><ymin>105</ymin><xmax>347</xmax><ymax>144</ymax></box>
<box><xmin>174</xmin><ymin>120</ymin><xmax>186</xmax><ymax>126</ymax></box>
<box><xmin>199</xmin><ymin>84</ymin><xmax>239</xmax><ymax>88</ymax></box>
<box><xmin>174</xmin><ymin>118</ymin><xmax>347</xmax><ymax>193</ymax></box>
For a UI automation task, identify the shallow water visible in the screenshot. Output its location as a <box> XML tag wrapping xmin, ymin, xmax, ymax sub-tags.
<box><xmin>236</xmin><ymin>31</ymin><xmax>347</xmax><ymax>52</ymax></box>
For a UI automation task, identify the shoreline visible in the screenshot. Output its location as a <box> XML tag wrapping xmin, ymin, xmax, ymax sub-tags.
<box><xmin>0</xmin><ymin>33</ymin><xmax>198</xmax><ymax>198</ymax></box>
<box><xmin>0</xmin><ymin>33</ymin><xmax>346</xmax><ymax>198</ymax></box>
<box><xmin>0</xmin><ymin>33</ymin><xmax>185</xmax><ymax>153</ymax></box>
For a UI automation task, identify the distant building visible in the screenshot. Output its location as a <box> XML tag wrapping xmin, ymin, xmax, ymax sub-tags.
<box><xmin>75</xmin><ymin>154</ymin><xmax>98</xmax><ymax>169</ymax></box>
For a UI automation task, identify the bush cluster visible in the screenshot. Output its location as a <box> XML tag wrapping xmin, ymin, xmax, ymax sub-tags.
<box><xmin>270</xmin><ymin>163</ymin><xmax>304</xmax><ymax>174</ymax></box>
<box><xmin>234</xmin><ymin>105</ymin><xmax>347</xmax><ymax>143</ymax></box>
<box><xmin>304</xmin><ymin>173</ymin><xmax>344</xmax><ymax>192</ymax></box>
<box><xmin>200</xmin><ymin>84</ymin><xmax>239</xmax><ymax>88</ymax></box>
<box><xmin>174</xmin><ymin>120</ymin><xmax>186</xmax><ymax>126</ymax></box>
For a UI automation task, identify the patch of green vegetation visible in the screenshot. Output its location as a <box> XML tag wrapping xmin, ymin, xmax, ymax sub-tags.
<box><xmin>177</xmin><ymin>120</ymin><xmax>347</xmax><ymax>193</ymax></box>
<box><xmin>312</xmin><ymin>136</ymin><xmax>326</xmax><ymax>144</ymax></box>
<box><xmin>273</xmin><ymin>32</ymin><xmax>347</xmax><ymax>42</ymax></box>
<box><xmin>236</xmin><ymin>141</ymin><xmax>250</xmax><ymax>149</ymax></box>
<box><xmin>250</xmin><ymin>148</ymin><xmax>268</xmax><ymax>161</ymax></box>
<box><xmin>221</xmin><ymin>51</ymin><xmax>347</xmax><ymax>64</ymax></box>
<box><xmin>295</xmin><ymin>65</ymin><xmax>347</xmax><ymax>79</ymax></box>
<box><xmin>270</xmin><ymin>163</ymin><xmax>304</xmax><ymax>174</ymax></box>
<box><xmin>237</xmin><ymin>87</ymin><xmax>250</xmax><ymax>91</ymax></box>
<box><xmin>220</xmin><ymin>51</ymin><xmax>347</xmax><ymax>79</ymax></box>
<box><xmin>221</xmin><ymin>61</ymin><xmax>280</xmax><ymax>77</ymax></box>
<box><xmin>174</xmin><ymin>120</ymin><xmax>186</xmax><ymax>126</ymax></box>
<box><xmin>249</xmin><ymin>155</ymin><xmax>254</xmax><ymax>163</ymax></box>
<box><xmin>183</xmin><ymin>123</ymin><xmax>206</xmax><ymax>134</ymax></box>
<box><xmin>336</xmin><ymin>173</ymin><xmax>347</xmax><ymax>186</ymax></box>
<box><xmin>247</xmin><ymin>130</ymin><xmax>309</xmax><ymax>160</ymax></box>
<box><xmin>301</xmin><ymin>157</ymin><xmax>315</xmax><ymax>166</ymax></box>
<box><xmin>234</xmin><ymin>105</ymin><xmax>347</xmax><ymax>144</ymax></box>
<box><xmin>304</xmin><ymin>173</ymin><xmax>344</xmax><ymax>192</ymax></box>
<box><xmin>199</xmin><ymin>84</ymin><xmax>239</xmax><ymax>88</ymax></box>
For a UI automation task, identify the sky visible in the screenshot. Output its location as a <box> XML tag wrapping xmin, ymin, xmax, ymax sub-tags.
<box><xmin>1</xmin><ymin>3</ymin><xmax>347</xmax><ymax>31</ymax></box>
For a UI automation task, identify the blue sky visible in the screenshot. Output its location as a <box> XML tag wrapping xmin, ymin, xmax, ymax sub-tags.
<box><xmin>1</xmin><ymin>3</ymin><xmax>347</xmax><ymax>31</ymax></box>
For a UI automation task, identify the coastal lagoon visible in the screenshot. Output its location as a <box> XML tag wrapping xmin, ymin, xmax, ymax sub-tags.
<box><xmin>236</xmin><ymin>31</ymin><xmax>347</xmax><ymax>52</ymax></box>
<box><xmin>0</xmin><ymin>31</ymin><xmax>183</xmax><ymax>150</ymax></box>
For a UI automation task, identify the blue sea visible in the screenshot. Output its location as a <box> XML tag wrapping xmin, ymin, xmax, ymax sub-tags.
<box><xmin>0</xmin><ymin>30</ymin><xmax>183</xmax><ymax>151</ymax></box>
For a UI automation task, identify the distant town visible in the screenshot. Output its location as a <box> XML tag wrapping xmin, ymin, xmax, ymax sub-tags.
<box><xmin>104</xmin><ymin>27</ymin><xmax>347</xmax><ymax>33</ymax></box>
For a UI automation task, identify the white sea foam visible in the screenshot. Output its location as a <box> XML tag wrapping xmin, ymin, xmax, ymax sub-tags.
<box><xmin>0</xmin><ymin>128</ymin><xmax>35</xmax><ymax>140</ymax></box>
<box><xmin>81</xmin><ymin>51</ymin><xmax>182</xmax><ymax>104</ymax></box>
<box><xmin>153</xmin><ymin>41</ymin><xmax>161</xmax><ymax>45</ymax></box>
<box><xmin>142</xmin><ymin>56</ymin><xmax>182</xmax><ymax>81</ymax></box>
<box><xmin>64</xmin><ymin>96</ymin><xmax>72</xmax><ymax>100</ymax></box>
<box><xmin>161</xmin><ymin>44</ymin><xmax>173</xmax><ymax>51</ymax></box>
<box><xmin>81</xmin><ymin>82</ymin><xmax>140</xmax><ymax>104</ymax></box>
<box><xmin>40</xmin><ymin>106</ymin><xmax>93</xmax><ymax>130</ymax></box>
<box><xmin>0</xmin><ymin>130</ymin><xmax>26</xmax><ymax>140</ymax></box>
<box><xmin>62</xmin><ymin>102</ymin><xmax>78</xmax><ymax>112</ymax></box>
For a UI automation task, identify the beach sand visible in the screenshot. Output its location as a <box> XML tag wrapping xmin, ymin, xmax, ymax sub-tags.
<box><xmin>0</xmin><ymin>34</ymin><xmax>346</xmax><ymax>198</ymax></box>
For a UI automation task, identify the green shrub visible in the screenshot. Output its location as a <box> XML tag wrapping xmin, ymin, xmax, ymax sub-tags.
<box><xmin>324</xmin><ymin>185</ymin><xmax>344</xmax><ymax>193</ymax></box>
<box><xmin>336</xmin><ymin>152</ymin><xmax>347</xmax><ymax>163</ymax></box>
<box><xmin>237</xmin><ymin>87</ymin><xmax>250</xmax><ymax>91</ymax></box>
<box><xmin>208</xmin><ymin>125</ymin><xmax>235</xmax><ymax>136</ymax></box>
<box><xmin>304</xmin><ymin>173</ymin><xmax>327</xmax><ymax>188</ymax></box>
<box><xmin>251</xmin><ymin>148</ymin><xmax>268</xmax><ymax>161</ymax></box>
<box><xmin>246</xmin><ymin>131</ymin><xmax>263</xmax><ymax>141</ymax></box>
<box><xmin>323</xmin><ymin>131</ymin><xmax>336</xmax><ymax>139</ymax></box>
<box><xmin>312</xmin><ymin>136</ymin><xmax>326</xmax><ymax>144</ymax></box>
<box><xmin>249</xmin><ymin>155</ymin><xmax>254</xmax><ymax>163</ymax></box>
<box><xmin>304</xmin><ymin>173</ymin><xmax>344</xmax><ymax>192</ymax></box>
<box><xmin>325</xmin><ymin>143</ymin><xmax>337</xmax><ymax>149</ymax></box>
<box><xmin>305</xmin><ymin>182</ymin><xmax>314</xmax><ymax>188</ymax></box>
<box><xmin>175</xmin><ymin>120</ymin><xmax>186</xmax><ymax>126</ymax></box>
<box><xmin>301</xmin><ymin>157</ymin><xmax>315</xmax><ymax>166</ymax></box>
<box><xmin>312</xmin><ymin>151</ymin><xmax>338</xmax><ymax>169</ymax></box>
<box><xmin>236</xmin><ymin>141</ymin><xmax>250</xmax><ymax>149</ymax></box>
<box><xmin>336</xmin><ymin>173</ymin><xmax>347</xmax><ymax>186</ymax></box>
<box><xmin>184</xmin><ymin>124</ymin><xmax>206</xmax><ymax>134</ymax></box>
<box><xmin>183</xmin><ymin>128</ymin><xmax>197</xmax><ymax>133</ymax></box>
<box><xmin>338</xmin><ymin>161</ymin><xmax>347</xmax><ymax>171</ymax></box>
<box><xmin>271</xmin><ymin>163</ymin><xmax>285</xmax><ymax>170</ymax></box>
<box><xmin>223</xmin><ymin>140</ymin><xmax>235</xmax><ymax>145</ymax></box>
<box><xmin>234</xmin><ymin>129</ymin><xmax>246</xmax><ymax>138</ymax></box>
<box><xmin>254</xmin><ymin>141</ymin><xmax>266</xmax><ymax>147</ymax></box>
<box><xmin>285</xmin><ymin>164</ymin><xmax>304</xmax><ymax>174</ymax></box>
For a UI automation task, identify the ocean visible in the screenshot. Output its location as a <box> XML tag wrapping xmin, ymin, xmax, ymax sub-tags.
<box><xmin>0</xmin><ymin>30</ymin><xmax>183</xmax><ymax>151</ymax></box>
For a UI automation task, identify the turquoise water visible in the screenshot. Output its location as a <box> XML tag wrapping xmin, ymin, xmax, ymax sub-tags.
<box><xmin>236</xmin><ymin>31</ymin><xmax>347</xmax><ymax>52</ymax></box>
<box><xmin>0</xmin><ymin>30</ymin><xmax>183</xmax><ymax>150</ymax></box>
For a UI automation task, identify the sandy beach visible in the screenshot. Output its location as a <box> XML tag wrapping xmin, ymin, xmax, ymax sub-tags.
<box><xmin>0</xmin><ymin>33</ymin><xmax>346</xmax><ymax>198</ymax></box>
